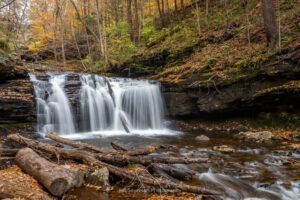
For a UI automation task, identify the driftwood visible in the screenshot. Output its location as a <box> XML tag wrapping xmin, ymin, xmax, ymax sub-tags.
<box><xmin>8</xmin><ymin>134</ymin><xmax>219</xmax><ymax>195</ymax></box>
<box><xmin>15</xmin><ymin>148</ymin><xmax>84</xmax><ymax>197</ymax></box>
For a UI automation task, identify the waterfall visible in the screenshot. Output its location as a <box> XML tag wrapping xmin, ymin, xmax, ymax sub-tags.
<box><xmin>30</xmin><ymin>73</ymin><xmax>167</xmax><ymax>136</ymax></box>
<box><xmin>30</xmin><ymin>73</ymin><xmax>75</xmax><ymax>135</ymax></box>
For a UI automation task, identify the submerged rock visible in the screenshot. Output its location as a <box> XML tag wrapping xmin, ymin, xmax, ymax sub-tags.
<box><xmin>195</xmin><ymin>135</ymin><xmax>210</xmax><ymax>142</ymax></box>
<box><xmin>237</xmin><ymin>131</ymin><xmax>274</xmax><ymax>142</ymax></box>
<box><xmin>86</xmin><ymin>167</ymin><xmax>110</xmax><ymax>186</ymax></box>
<box><xmin>213</xmin><ymin>145</ymin><xmax>235</xmax><ymax>153</ymax></box>
<box><xmin>290</xmin><ymin>143</ymin><xmax>300</xmax><ymax>153</ymax></box>
<box><xmin>273</xmin><ymin>150</ymin><xmax>292</xmax><ymax>156</ymax></box>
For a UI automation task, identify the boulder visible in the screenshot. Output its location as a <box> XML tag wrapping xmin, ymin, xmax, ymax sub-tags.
<box><xmin>86</xmin><ymin>167</ymin><xmax>110</xmax><ymax>186</ymax></box>
<box><xmin>213</xmin><ymin>145</ymin><xmax>235</xmax><ymax>153</ymax></box>
<box><xmin>273</xmin><ymin>150</ymin><xmax>292</xmax><ymax>156</ymax></box>
<box><xmin>237</xmin><ymin>131</ymin><xmax>273</xmax><ymax>142</ymax></box>
<box><xmin>290</xmin><ymin>143</ymin><xmax>300</xmax><ymax>153</ymax></box>
<box><xmin>195</xmin><ymin>135</ymin><xmax>210</xmax><ymax>142</ymax></box>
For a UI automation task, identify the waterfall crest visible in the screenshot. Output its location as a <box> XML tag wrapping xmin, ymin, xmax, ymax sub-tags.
<box><xmin>30</xmin><ymin>73</ymin><xmax>167</xmax><ymax>136</ymax></box>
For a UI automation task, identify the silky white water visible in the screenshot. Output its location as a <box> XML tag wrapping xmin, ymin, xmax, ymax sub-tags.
<box><xmin>30</xmin><ymin>73</ymin><xmax>76</xmax><ymax>135</ymax></box>
<box><xmin>30</xmin><ymin>73</ymin><xmax>171</xmax><ymax>137</ymax></box>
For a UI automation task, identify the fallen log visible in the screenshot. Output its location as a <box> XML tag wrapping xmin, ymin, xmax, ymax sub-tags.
<box><xmin>111</xmin><ymin>142</ymin><xmax>174</xmax><ymax>156</ymax></box>
<box><xmin>152</xmin><ymin>164</ymin><xmax>196</xmax><ymax>181</ymax></box>
<box><xmin>15</xmin><ymin>147</ymin><xmax>84</xmax><ymax>197</ymax></box>
<box><xmin>8</xmin><ymin>134</ymin><xmax>219</xmax><ymax>195</ymax></box>
<box><xmin>46</xmin><ymin>133</ymin><xmax>108</xmax><ymax>154</ymax></box>
<box><xmin>111</xmin><ymin>142</ymin><xmax>128</xmax><ymax>152</ymax></box>
<box><xmin>124</xmin><ymin>144</ymin><xmax>167</xmax><ymax>156</ymax></box>
<box><xmin>96</xmin><ymin>153</ymin><xmax>209</xmax><ymax>165</ymax></box>
<box><xmin>105</xmin><ymin>78</ymin><xmax>115</xmax><ymax>106</ymax></box>
<box><xmin>46</xmin><ymin>134</ymin><xmax>206</xmax><ymax>165</ymax></box>
<box><xmin>119</xmin><ymin>112</ymin><xmax>131</xmax><ymax>133</ymax></box>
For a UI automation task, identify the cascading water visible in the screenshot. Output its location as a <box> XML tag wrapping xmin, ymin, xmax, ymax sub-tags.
<box><xmin>30</xmin><ymin>73</ymin><xmax>168</xmax><ymax>137</ymax></box>
<box><xmin>30</xmin><ymin>73</ymin><xmax>75</xmax><ymax>135</ymax></box>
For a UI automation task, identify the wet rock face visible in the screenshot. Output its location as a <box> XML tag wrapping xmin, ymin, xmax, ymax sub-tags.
<box><xmin>0</xmin><ymin>78</ymin><xmax>35</xmax><ymax>124</ymax></box>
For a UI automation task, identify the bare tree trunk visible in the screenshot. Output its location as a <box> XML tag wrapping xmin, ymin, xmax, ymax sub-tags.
<box><xmin>148</xmin><ymin>0</ymin><xmax>152</xmax><ymax>16</ymax></box>
<box><xmin>156</xmin><ymin>0</ymin><xmax>164</xmax><ymax>26</ymax></box>
<box><xmin>55</xmin><ymin>0</ymin><xmax>67</xmax><ymax>70</ymax></box>
<box><xmin>138</xmin><ymin>0</ymin><xmax>144</xmax><ymax>42</ymax></box>
<box><xmin>95</xmin><ymin>0</ymin><xmax>105</xmax><ymax>57</ymax></box>
<box><xmin>261</xmin><ymin>0</ymin><xmax>279</xmax><ymax>50</ymax></box>
<box><xmin>245</xmin><ymin>0</ymin><xmax>251</xmax><ymax>51</ymax></box>
<box><xmin>166</xmin><ymin>0</ymin><xmax>170</xmax><ymax>13</ymax></box>
<box><xmin>161</xmin><ymin>0</ymin><xmax>165</xmax><ymax>15</ymax></box>
<box><xmin>180</xmin><ymin>0</ymin><xmax>184</xmax><ymax>10</ymax></box>
<box><xmin>134</xmin><ymin>0</ymin><xmax>139</xmax><ymax>42</ymax></box>
<box><xmin>101</xmin><ymin>0</ymin><xmax>108</xmax><ymax>65</ymax></box>
<box><xmin>71</xmin><ymin>23</ymin><xmax>87</xmax><ymax>70</ymax></box>
<box><xmin>195</xmin><ymin>0</ymin><xmax>201</xmax><ymax>36</ymax></box>
<box><xmin>277</xmin><ymin>0</ymin><xmax>281</xmax><ymax>49</ymax></box>
<box><xmin>127</xmin><ymin>0</ymin><xmax>134</xmax><ymax>41</ymax></box>
<box><xmin>51</xmin><ymin>24</ymin><xmax>58</xmax><ymax>65</ymax></box>
<box><xmin>174</xmin><ymin>0</ymin><xmax>178</xmax><ymax>11</ymax></box>
<box><xmin>205</xmin><ymin>0</ymin><xmax>209</xmax><ymax>26</ymax></box>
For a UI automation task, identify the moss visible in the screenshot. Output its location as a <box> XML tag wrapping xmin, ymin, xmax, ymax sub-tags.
<box><xmin>0</xmin><ymin>38</ymin><xmax>10</xmax><ymax>52</ymax></box>
<box><xmin>0</xmin><ymin>123</ymin><xmax>30</xmax><ymax>129</ymax></box>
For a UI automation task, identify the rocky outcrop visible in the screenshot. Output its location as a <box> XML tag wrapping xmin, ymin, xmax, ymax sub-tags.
<box><xmin>0</xmin><ymin>51</ymin><xmax>35</xmax><ymax>124</ymax></box>
<box><xmin>162</xmin><ymin>46</ymin><xmax>300</xmax><ymax>118</ymax></box>
<box><xmin>0</xmin><ymin>78</ymin><xmax>35</xmax><ymax>124</ymax></box>
<box><xmin>0</xmin><ymin>52</ymin><xmax>28</xmax><ymax>83</ymax></box>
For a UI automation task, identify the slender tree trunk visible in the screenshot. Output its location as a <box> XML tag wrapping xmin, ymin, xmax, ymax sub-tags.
<box><xmin>55</xmin><ymin>0</ymin><xmax>66</xmax><ymax>70</ymax></box>
<box><xmin>52</xmin><ymin>23</ymin><xmax>58</xmax><ymax>65</ymax></box>
<box><xmin>156</xmin><ymin>0</ymin><xmax>164</xmax><ymax>26</ymax></box>
<box><xmin>180</xmin><ymin>0</ymin><xmax>184</xmax><ymax>10</ymax></box>
<box><xmin>95</xmin><ymin>0</ymin><xmax>105</xmax><ymax>57</ymax></box>
<box><xmin>134</xmin><ymin>0</ymin><xmax>139</xmax><ymax>41</ymax></box>
<box><xmin>166</xmin><ymin>0</ymin><xmax>170</xmax><ymax>13</ymax></box>
<box><xmin>100</xmin><ymin>0</ymin><xmax>108</xmax><ymax>65</ymax></box>
<box><xmin>174</xmin><ymin>0</ymin><xmax>178</xmax><ymax>11</ymax></box>
<box><xmin>205</xmin><ymin>0</ymin><xmax>209</xmax><ymax>26</ymax></box>
<box><xmin>161</xmin><ymin>0</ymin><xmax>165</xmax><ymax>15</ymax></box>
<box><xmin>277</xmin><ymin>0</ymin><xmax>281</xmax><ymax>49</ymax></box>
<box><xmin>127</xmin><ymin>0</ymin><xmax>134</xmax><ymax>41</ymax></box>
<box><xmin>261</xmin><ymin>0</ymin><xmax>279</xmax><ymax>50</ymax></box>
<box><xmin>195</xmin><ymin>0</ymin><xmax>201</xmax><ymax>36</ymax></box>
<box><xmin>148</xmin><ymin>0</ymin><xmax>152</xmax><ymax>16</ymax></box>
<box><xmin>138</xmin><ymin>0</ymin><xmax>144</xmax><ymax>42</ymax></box>
<box><xmin>245</xmin><ymin>0</ymin><xmax>251</xmax><ymax>51</ymax></box>
<box><xmin>71</xmin><ymin>23</ymin><xmax>87</xmax><ymax>69</ymax></box>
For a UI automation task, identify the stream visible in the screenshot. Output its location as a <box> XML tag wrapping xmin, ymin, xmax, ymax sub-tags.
<box><xmin>30</xmin><ymin>72</ymin><xmax>300</xmax><ymax>200</ymax></box>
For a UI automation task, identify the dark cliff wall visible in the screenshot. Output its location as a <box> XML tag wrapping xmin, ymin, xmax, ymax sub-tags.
<box><xmin>162</xmin><ymin>47</ymin><xmax>300</xmax><ymax>119</ymax></box>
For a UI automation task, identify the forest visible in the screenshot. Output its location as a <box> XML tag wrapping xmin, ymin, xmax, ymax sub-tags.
<box><xmin>0</xmin><ymin>0</ymin><xmax>299</xmax><ymax>200</ymax></box>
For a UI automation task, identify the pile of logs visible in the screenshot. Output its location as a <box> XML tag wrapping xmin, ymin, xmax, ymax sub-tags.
<box><xmin>1</xmin><ymin>133</ymin><xmax>220</xmax><ymax>199</ymax></box>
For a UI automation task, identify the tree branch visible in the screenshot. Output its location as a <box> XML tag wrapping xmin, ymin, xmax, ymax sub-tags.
<box><xmin>0</xmin><ymin>0</ymin><xmax>16</xmax><ymax>10</ymax></box>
